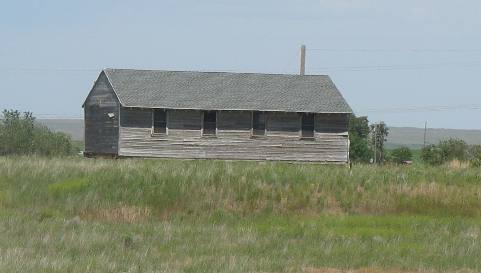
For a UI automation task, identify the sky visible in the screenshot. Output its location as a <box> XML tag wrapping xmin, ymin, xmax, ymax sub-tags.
<box><xmin>1</xmin><ymin>0</ymin><xmax>481</xmax><ymax>129</ymax></box>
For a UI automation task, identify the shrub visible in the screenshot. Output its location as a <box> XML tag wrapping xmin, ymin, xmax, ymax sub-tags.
<box><xmin>421</xmin><ymin>144</ymin><xmax>444</xmax><ymax>165</ymax></box>
<box><xmin>438</xmin><ymin>138</ymin><xmax>468</xmax><ymax>161</ymax></box>
<box><xmin>0</xmin><ymin>110</ymin><xmax>35</xmax><ymax>154</ymax></box>
<box><xmin>468</xmin><ymin>145</ymin><xmax>481</xmax><ymax>167</ymax></box>
<box><xmin>32</xmin><ymin>125</ymin><xmax>74</xmax><ymax>156</ymax></box>
<box><xmin>389</xmin><ymin>146</ymin><xmax>412</xmax><ymax>164</ymax></box>
<box><xmin>421</xmin><ymin>138</ymin><xmax>469</xmax><ymax>166</ymax></box>
<box><xmin>0</xmin><ymin>109</ymin><xmax>75</xmax><ymax>156</ymax></box>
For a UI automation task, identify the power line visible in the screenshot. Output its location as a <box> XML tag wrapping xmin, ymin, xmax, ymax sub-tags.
<box><xmin>358</xmin><ymin>104</ymin><xmax>481</xmax><ymax>114</ymax></box>
<box><xmin>309</xmin><ymin>61</ymin><xmax>481</xmax><ymax>72</ymax></box>
<box><xmin>0</xmin><ymin>113</ymin><xmax>83</xmax><ymax>119</ymax></box>
<box><xmin>0</xmin><ymin>67</ymin><xmax>277</xmax><ymax>74</ymax></box>
<box><xmin>0</xmin><ymin>68</ymin><xmax>100</xmax><ymax>72</ymax></box>
<box><xmin>35</xmin><ymin>115</ymin><xmax>83</xmax><ymax>119</ymax></box>
<box><xmin>308</xmin><ymin>48</ymin><xmax>481</xmax><ymax>53</ymax></box>
<box><xmin>2</xmin><ymin>60</ymin><xmax>481</xmax><ymax>74</ymax></box>
<box><xmin>304</xmin><ymin>46</ymin><xmax>481</xmax><ymax>71</ymax></box>
<box><xmin>2</xmin><ymin>104</ymin><xmax>479</xmax><ymax>119</ymax></box>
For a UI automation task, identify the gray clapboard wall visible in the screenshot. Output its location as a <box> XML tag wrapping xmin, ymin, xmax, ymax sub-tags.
<box><xmin>83</xmin><ymin>72</ymin><xmax>120</xmax><ymax>155</ymax></box>
<box><xmin>118</xmin><ymin>108</ymin><xmax>349</xmax><ymax>162</ymax></box>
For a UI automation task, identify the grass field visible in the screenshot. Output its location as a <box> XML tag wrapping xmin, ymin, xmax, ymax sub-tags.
<box><xmin>1</xmin><ymin>157</ymin><xmax>481</xmax><ymax>272</ymax></box>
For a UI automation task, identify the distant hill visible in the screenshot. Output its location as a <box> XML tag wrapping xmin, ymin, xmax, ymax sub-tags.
<box><xmin>37</xmin><ymin>119</ymin><xmax>84</xmax><ymax>141</ymax></box>
<box><xmin>37</xmin><ymin>119</ymin><xmax>481</xmax><ymax>148</ymax></box>
<box><xmin>386</xmin><ymin>127</ymin><xmax>481</xmax><ymax>149</ymax></box>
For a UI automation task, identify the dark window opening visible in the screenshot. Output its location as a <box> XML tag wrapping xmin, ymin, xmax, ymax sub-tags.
<box><xmin>153</xmin><ymin>109</ymin><xmax>167</xmax><ymax>134</ymax></box>
<box><xmin>252</xmin><ymin>111</ymin><xmax>266</xmax><ymax>136</ymax></box>
<box><xmin>301</xmin><ymin>113</ymin><xmax>314</xmax><ymax>138</ymax></box>
<box><xmin>203</xmin><ymin>111</ymin><xmax>217</xmax><ymax>136</ymax></box>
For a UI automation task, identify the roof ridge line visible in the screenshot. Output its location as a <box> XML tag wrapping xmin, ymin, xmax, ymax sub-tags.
<box><xmin>103</xmin><ymin>68</ymin><xmax>329</xmax><ymax>77</ymax></box>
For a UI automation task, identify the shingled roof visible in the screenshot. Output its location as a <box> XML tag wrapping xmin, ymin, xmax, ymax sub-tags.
<box><xmin>101</xmin><ymin>68</ymin><xmax>352</xmax><ymax>113</ymax></box>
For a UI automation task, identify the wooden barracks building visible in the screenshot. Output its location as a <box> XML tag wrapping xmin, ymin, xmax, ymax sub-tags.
<box><xmin>82</xmin><ymin>68</ymin><xmax>352</xmax><ymax>163</ymax></box>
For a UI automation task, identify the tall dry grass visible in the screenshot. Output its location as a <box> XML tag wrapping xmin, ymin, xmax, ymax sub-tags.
<box><xmin>1</xmin><ymin>157</ymin><xmax>481</xmax><ymax>272</ymax></box>
<box><xmin>0</xmin><ymin>156</ymin><xmax>480</xmax><ymax>218</ymax></box>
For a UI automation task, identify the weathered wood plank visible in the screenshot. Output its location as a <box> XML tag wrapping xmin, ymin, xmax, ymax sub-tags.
<box><xmin>115</xmin><ymin>108</ymin><xmax>350</xmax><ymax>162</ymax></box>
<box><xmin>84</xmin><ymin>72</ymin><xmax>120</xmax><ymax>155</ymax></box>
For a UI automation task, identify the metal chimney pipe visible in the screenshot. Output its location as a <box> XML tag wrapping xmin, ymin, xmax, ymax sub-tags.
<box><xmin>300</xmin><ymin>45</ymin><xmax>306</xmax><ymax>75</ymax></box>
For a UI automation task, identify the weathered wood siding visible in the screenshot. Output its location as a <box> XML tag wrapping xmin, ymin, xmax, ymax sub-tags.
<box><xmin>84</xmin><ymin>72</ymin><xmax>120</xmax><ymax>155</ymax></box>
<box><xmin>118</xmin><ymin>108</ymin><xmax>349</xmax><ymax>162</ymax></box>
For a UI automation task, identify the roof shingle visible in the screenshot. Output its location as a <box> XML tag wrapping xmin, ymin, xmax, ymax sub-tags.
<box><xmin>103</xmin><ymin>69</ymin><xmax>352</xmax><ymax>113</ymax></box>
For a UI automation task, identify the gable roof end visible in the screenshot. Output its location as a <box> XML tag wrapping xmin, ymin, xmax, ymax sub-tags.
<box><xmin>82</xmin><ymin>70</ymin><xmax>121</xmax><ymax>108</ymax></box>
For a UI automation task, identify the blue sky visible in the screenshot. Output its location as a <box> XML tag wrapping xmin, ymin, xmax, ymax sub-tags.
<box><xmin>1</xmin><ymin>0</ymin><xmax>481</xmax><ymax>129</ymax></box>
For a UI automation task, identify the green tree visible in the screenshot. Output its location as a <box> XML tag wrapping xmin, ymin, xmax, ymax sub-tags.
<box><xmin>348</xmin><ymin>116</ymin><xmax>371</xmax><ymax>162</ymax></box>
<box><xmin>370</xmin><ymin>122</ymin><xmax>389</xmax><ymax>164</ymax></box>
<box><xmin>0</xmin><ymin>109</ymin><xmax>74</xmax><ymax>156</ymax></box>
<box><xmin>389</xmin><ymin>146</ymin><xmax>413</xmax><ymax>164</ymax></box>
<box><xmin>349</xmin><ymin>115</ymin><xmax>370</xmax><ymax>139</ymax></box>
<box><xmin>0</xmin><ymin>110</ymin><xmax>35</xmax><ymax>155</ymax></box>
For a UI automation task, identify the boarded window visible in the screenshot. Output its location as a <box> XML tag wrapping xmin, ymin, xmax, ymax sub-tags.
<box><xmin>203</xmin><ymin>111</ymin><xmax>217</xmax><ymax>136</ymax></box>
<box><xmin>267</xmin><ymin>112</ymin><xmax>299</xmax><ymax>133</ymax></box>
<box><xmin>153</xmin><ymin>109</ymin><xmax>167</xmax><ymax>134</ymax></box>
<box><xmin>301</xmin><ymin>113</ymin><xmax>314</xmax><ymax>138</ymax></box>
<box><xmin>252</xmin><ymin>111</ymin><xmax>266</xmax><ymax>136</ymax></box>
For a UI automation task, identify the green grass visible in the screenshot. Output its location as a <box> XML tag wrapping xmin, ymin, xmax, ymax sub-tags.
<box><xmin>71</xmin><ymin>140</ymin><xmax>84</xmax><ymax>153</ymax></box>
<box><xmin>411</xmin><ymin>148</ymin><xmax>423</xmax><ymax>162</ymax></box>
<box><xmin>1</xmin><ymin>157</ymin><xmax>481</xmax><ymax>272</ymax></box>
<box><xmin>385</xmin><ymin>148</ymin><xmax>422</xmax><ymax>164</ymax></box>
<box><xmin>47</xmin><ymin>177</ymin><xmax>90</xmax><ymax>197</ymax></box>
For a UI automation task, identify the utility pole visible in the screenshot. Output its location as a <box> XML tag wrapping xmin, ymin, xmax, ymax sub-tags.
<box><xmin>373</xmin><ymin>124</ymin><xmax>377</xmax><ymax>164</ymax></box>
<box><xmin>300</xmin><ymin>45</ymin><xmax>306</xmax><ymax>75</ymax></box>
<box><xmin>423</xmin><ymin>121</ymin><xmax>427</xmax><ymax>148</ymax></box>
